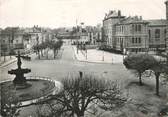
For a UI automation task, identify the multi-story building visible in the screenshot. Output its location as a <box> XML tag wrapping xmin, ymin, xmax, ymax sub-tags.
<box><xmin>28</xmin><ymin>26</ymin><xmax>44</xmax><ymax>49</ymax></box>
<box><xmin>0</xmin><ymin>30</ymin><xmax>11</xmax><ymax>56</ymax></box>
<box><xmin>86</xmin><ymin>25</ymin><xmax>102</xmax><ymax>45</ymax></box>
<box><xmin>0</xmin><ymin>27</ymin><xmax>33</xmax><ymax>55</ymax></box>
<box><xmin>103</xmin><ymin>10</ymin><xmax>125</xmax><ymax>49</ymax></box>
<box><xmin>102</xmin><ymin>1</ymin><xmax>168</xmax><ymax>54</ymax></box>
<box><xmin>115</xmin><ymin>16</ymin><xmax>148</xmax><ymax>53</ymax></box>
<box><xmin>147</xmin><ymin>20</ymin><xmax>167</xmax><ymax>53</ymax></box>
<box><xmin>166</xmin><ymin>0</ymin><xmax>168</xmax><ymax>20</ymax></box>
<box><xmin>165</xmin><ymin>0</ymin><xmax>168</xmax><ymax>53</ymax></box>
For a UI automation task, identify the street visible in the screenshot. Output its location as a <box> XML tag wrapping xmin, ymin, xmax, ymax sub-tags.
<box><xmin>1</xmin><ymin>45</ymin><xmax>131</xmax><ymax>85</ymax></box>
<box><xmin>1</xmin><ymin>0</ymin><xmax>168</xmax><ymax>116</ymax></box>
<box><xmin>1</xmin><ymin>45</ymin><xmax>168</xmax><ymax>117</ymax></box>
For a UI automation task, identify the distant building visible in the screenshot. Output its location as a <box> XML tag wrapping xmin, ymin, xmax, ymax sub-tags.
<box><xmin>0</xmin><ymin>27</ymin><xmax>33</xmax><ymax>55</ymax></box>
<box><xmin>0</xmin><ymin>30</ymin><xmax>11</xmax><ymax>56</ymax></box>
<box><xmin>86</xmin><ymin>25</ymin><xmax>102</xmax><ymax>45</ymax></box>
<box><xmin>28</xmin><ymin>25</ymin><xmax>44</xmax><ymax>50</ymax></box>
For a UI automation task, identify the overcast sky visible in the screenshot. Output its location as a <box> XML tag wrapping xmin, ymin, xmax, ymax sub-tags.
<box><xmin>0</xmin><ymin>0</ymin><xmax>166</xmax><ymax>28</ymax></box>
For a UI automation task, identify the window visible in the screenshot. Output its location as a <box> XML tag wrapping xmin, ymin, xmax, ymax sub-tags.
<box><xmin>138</xmin><ymin>25</ymin><xmax>141</xmax><ymax>32</ymax></box>
<box><xmin>122</xmin><ymin>26</ymin><xmax>124</xmax><ymax>32</ymax></box>
<box><xmin>138</xmin><ymin>38</ymin><xmax>141</xmax><ymax>43</ymax></box>
<box><xmin>132</xmin><ymin>24</ymin><xmax>134</xmax><ymax>32</ymax></box>
<box><xmin>132</xmin><ymin>37</ymin><xmax>141</xmax><ymax>44</ymax></box>
<box><xmin>148</xmin><ymin>30</ymin><xmax>151</xmax><ymax>39</ymax></box>
<box><xmin>155</xmin><ymin>29</ymin><xmax>160</xmax><ymax>38</ymax></box>
<box><xmin>132</xmin><ymin>38</ymin><xmax>134</xmax><ymax>43</ymax></box>
<box><xmin>135</xmin><ymin>38</ymin><xmax>138</xmax><ymax>43</ymax></box>
<box><xmin>164</xmin><ymin>29</ymin><xmax>167</xmax><ymax>37</ymax></box>
<box><xmin>135</xmin><ymin>25</ymin><xmax>138</xmax><ymax>32</ymax></box>
<box><xmin>133</xmin><ymin>24</ymin><xmax>142</xmax><ymax>32</ymax></box>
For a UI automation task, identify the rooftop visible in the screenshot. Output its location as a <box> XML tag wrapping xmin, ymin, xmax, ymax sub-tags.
<box><xmin>104</xmin><ymin>10</ymin><xmax>125</xmax><ymax>20</ymax></box>
<box><xmin>116</xmin><ymin>16</ymin><xmax>148</xmax><ymax>25</ymax></box>
<box><xmin>146</xmin><ymin>19</ymin><xmax>168</xmax><ymax>26</ymax></box>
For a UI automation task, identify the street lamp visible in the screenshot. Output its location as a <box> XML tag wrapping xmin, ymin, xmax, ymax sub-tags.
<box><xmin>102</xmin><ymin>50</ymin><xmax>104</xmax><ymax>61</ymax></box>
<box><xmin>123</xmin><ymin>48</ymin><xmax>126</xmax><ymax>60</ymax></box>
<box><xmin>86</xmin><ymin>49</ymin><xmax>87</xmax><ymax>60</ymax></box>
<box><xmin>77</xmin><ymin>43</ymin><xmax>79</xmax><ymax>54</ymax></box>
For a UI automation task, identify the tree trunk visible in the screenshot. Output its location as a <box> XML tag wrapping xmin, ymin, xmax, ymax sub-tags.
<box><xmin>155</xmin><ymin>73</ymin><xmax>160</xmax><ymax>96</ymax></box>
<box><xmin>76</xmin><ymin>112</ymin><xmax>84</xmax><ymax>117</ymax></box>
<box><xmin>38</xmin><ymin>50</ymin><xmax>40</xmax><ymax>59</ymax></box>
<box><xmin>54</xmin><ymin>50</ymin><xmax>56</xmax><ymax>59</ymax></box>
<box><xmin>139</xmin><ymin>73</ymin><xmax>143</xmax><ymax>86</ymax></box>
<box><xmin>46</xmin><ymin>49</ymin><xmax>49</xmax><ymax>59</ymax></box>
<box><xmin>4</xmin><ymin>54</ymin><xmax>6</xmax><ymax>62</ymax></box>
<box><xmin>40</xmin><ymin>50</ymin><xmax>43</xmax><ymax>57</ymax></box>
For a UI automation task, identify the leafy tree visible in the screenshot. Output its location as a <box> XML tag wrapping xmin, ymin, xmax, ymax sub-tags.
<box><xmin>49</xmin><ymin>40</ymin><xmax>63</xmax><ymax>59</ymax></box>
<box><xmin>123</xmin><ymin>54</ymin><xmax>156</xmax><ymax>85</ymax></box>
<box><xmin>150</xmin><ymin>59</ymin><xmax>168</xmax><ymax>96</ymax></box>
<box><xmin>37</xmin><ymin>74</ymin><xmax>126</xmax><ymax>117</ymax></box>
<box><xmin>52</xmin><ymin>42</ymin><xmax>59</xmax><ymax>59</ymax></box>
<box><xmin>39</xmin><ymin>42</ymin><xmax>47</xmax><ymax>57</ymax></box>
<box><xmin>33</xmin><ymin>44</ymin><xmax>40</xmax><ymax>59</ymax></box>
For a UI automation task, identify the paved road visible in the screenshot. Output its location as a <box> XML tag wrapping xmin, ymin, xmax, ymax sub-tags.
<box><xmin>1</xmin><ymin>44</ymin><xmax>167</xmax><ymax>117</ymax></box>
<box><xmin>0</xmin><ymin>45</ymin><xmax>131</xmax><ymax>83</ymax></box>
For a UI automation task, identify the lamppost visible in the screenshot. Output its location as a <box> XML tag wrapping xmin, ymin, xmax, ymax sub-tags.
<box><xmin>123</xmin><ymin>48</ymin><xmax>126</xmax><ymax>60</ymax></box>
<box><xmin>83</xmin><ymin>43</ymin><xmax>87</xmax><ymax>60</ymax></box>
<box><xmin>102</xmin><ymin>50</ymin><xmax>104</xmax><ymax>61</ymax></box>
<box><xmin>86</xmin><ymin>48</ymin><xmax>87</xmax><ymax>60</ymax></box>
<box><xmin>9</xmin><ymin>34</ymin><xmax>12</xmax><ymax>59</ymax></box>
<box><xmin>101</xmin><ymin>40</ymin><xmax>106</xmax><ymax>61</ymax></box>
<box><xmin>77</xmin><ymin>43</ymin><xmax>79</xmax><ymax>54</ymax></box>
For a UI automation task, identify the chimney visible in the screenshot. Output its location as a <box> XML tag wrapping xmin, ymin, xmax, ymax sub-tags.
<box><xmin>118</xmin><ymin>10</ymin><xmax>121</xmax><ymax>16</ymax></box>
<box><xmin>139</xmin><ymin>16</ymin><xmax>142</xmax><ymax>20</ymax></box>
<box><xmin>165</xmin><ymin>1</ymin><xmax>168</xmax><ymax>20</ymax></box>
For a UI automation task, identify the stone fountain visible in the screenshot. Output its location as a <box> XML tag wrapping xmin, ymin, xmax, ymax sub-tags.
<box><xmin>0</xmin><ymin>51</ymin><xmax>61</xmax><ymax>110</ymax></box>
<box><xmin>8</xmin><ymin>51</ymin><xmax>31</xmax><ymax>85</ymax></box>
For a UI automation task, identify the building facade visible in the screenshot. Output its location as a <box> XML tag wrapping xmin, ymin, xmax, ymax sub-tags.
<box><xmin>102</xmin><ymin>1</ymin><xmax>168</xmax><ymax>54</ymax></box>
<box><xmin>165</xmin><ymin>0</ymin><xmax>168</xmax><ymax>53</ymax></box>
<box><xmin>115</xmin><ymin>17</ymin><xmax>148</xmax><ymax>53</ymax></box>
<box><xmin>147</xmin><ymin>20</ymin><xmax>167</xmax><ymax>53</ymax></box>
<box><xmin>0</xmin><ymin>31</ymin><xmax>11</xmax><ymax>56</ymax></box>
<box><xmin>103</xmin><ymin>10</ymin><xmax>125</xmax><ymax>49</ymax></box>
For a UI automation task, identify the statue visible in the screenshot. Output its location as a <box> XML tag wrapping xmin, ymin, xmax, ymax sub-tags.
<box><xmin>8</xmin><ymin>51</ymin><xmax>31</xmax><ymax>85</ymax></box>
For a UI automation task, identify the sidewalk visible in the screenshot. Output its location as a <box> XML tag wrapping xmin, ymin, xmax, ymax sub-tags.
<box><xmin>0</xmin><ymin>56</ymin><xmax>17</xmax><ymax>68</ymax></box>
<box><xmin>72</xmin><ymin>46</ymin><xmax>125</xmax><ymax>64</ymax></box>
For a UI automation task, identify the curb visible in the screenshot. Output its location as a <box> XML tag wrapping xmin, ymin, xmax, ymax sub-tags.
<box><xmin>72</xmin><ymin>46</ymin><xmax>121</xmax><ymax>65</ymax></box>
<box><xmin>0</xmin><ymin>76</ymin><xmax>63</xmax><ymax>107</ymax></box>
<box><xmin>0</xmin><ymin>58</ymin><xmax>17</xmax><ymax>68</ymax></box>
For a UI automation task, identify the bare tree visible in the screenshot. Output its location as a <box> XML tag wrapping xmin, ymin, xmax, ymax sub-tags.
<box><xmin>0</xmin><ymin>86</ymin><xmax>21</xmax><ymax>117</ymax></box>
<box><xmin>37</xmin><ymin>73</ymin><xmax>126</xmax><ymax>117</ymax></box>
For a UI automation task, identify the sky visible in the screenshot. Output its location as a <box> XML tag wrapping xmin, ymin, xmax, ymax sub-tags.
<box><xmin>0</xmin><ymin>0</ymin><xmax>166</xmax><ymax>28</ymax></box>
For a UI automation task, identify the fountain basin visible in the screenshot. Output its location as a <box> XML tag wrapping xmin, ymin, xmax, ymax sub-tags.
<box><xmin>0</xmin><ymin>76</ymin><xmax>62</xmax><ymax>107</ymax></box>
